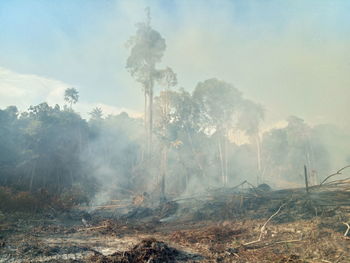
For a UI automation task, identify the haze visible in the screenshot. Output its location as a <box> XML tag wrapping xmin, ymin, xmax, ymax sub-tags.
<box><xmin>1</xmin><ymin>0</ymin><xmax>349</xmax><ymax>128</ymax></box>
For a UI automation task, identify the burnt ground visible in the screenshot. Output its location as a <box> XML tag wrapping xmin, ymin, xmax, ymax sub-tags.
<box><xmin>1</xmin><ymin>185</ymin><xmax>350</xmax><ymax>262</ymax></box>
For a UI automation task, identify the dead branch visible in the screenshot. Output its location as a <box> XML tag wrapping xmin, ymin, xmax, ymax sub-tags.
<box><xmin>243</xmin><ymin>203</ymin><xmax>286</xmax><ymax>246</ymax></box>
<box><xmin>342</xmin><ymin>222</ymin><xmax>350</xmax><ymax>237</ymax></box>
<box><xmin>241</xmin><ymin>180</ymin><xmax>255</xmax><ymax>189</ymax></box>
<box><xmin>232</xmin><ymin>180</ymin><xmax>248</xmax><ymax>189</ymax></box>
<box><xmin>320</xmin><ymin>165</ymin><xmax>350</xmax><ymax>185</ymax></box>
<box><xmin>274</xmin><ymin>239</ymin><xmax>304</xmax><ymax>245</ymax></box>
<box><xmin>335</xmin><ymin>253</ymin><xmax>344</xmax><ymax>263</ymax></box>
<box><xmin>242</xmin><ymin>239</ymin><xmax>304</xmax><ymax>250</ymax></box>
<box><xmin>257</xmin><ymin>203</ymin><xmax>286</xmax><ymax>241</ymax></box>
<box><xmin>78</xmin><ymin>224</ymin><xmax>108</xmax><ymax>232</ymax></box>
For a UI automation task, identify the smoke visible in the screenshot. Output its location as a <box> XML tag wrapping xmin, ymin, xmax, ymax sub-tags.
<box><xmin>2</xmin><ymin>1</ymin><xmax>350</xmax><ymax>127</ymax></box>
<box><xmin>157</xmin><ymin>1</ymin><xmax>350</xmax><ymax>129</ymax></box>
<box><xmin>81</xmin><ymin>113</ymin><xmax>144</xmax><ymax>206</ymax></box>
<box><xmin>1</xmin><ymin>0</ymin><xmax>350</xmax><ymax>196</ymax></box>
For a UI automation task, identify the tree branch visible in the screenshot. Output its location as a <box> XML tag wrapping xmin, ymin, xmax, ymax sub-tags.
<box><xmin>342</xmin><ymin>222</ymin><xmax>350</xmax><ymax>237</ymax></box>
<box><xmin>243</xmin><ymin>203</ymin><xmax>286</xmax><ymax>246</ymax></box>
<box><xmin>320</xmin><ymin>165</ymin><xmax>350</xmax><ymax>185</ymax></box>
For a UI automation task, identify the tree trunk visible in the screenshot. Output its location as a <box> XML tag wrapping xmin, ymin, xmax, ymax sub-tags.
<box><xmin>29</xmin><ymin>161</ymin><xmax>36</xmax><ymax>191</ymax></box>
<box><xmin>185</xmin><ymin>126</ymin><xmax>204</xmax><ymax>177</ymax></box>
<box><xmin>144</xmin><ymin>89</ymin><xmax>148</xmax><ymax>128</ymax></box>
<box><xmin>147</xmin><ymin>79</ymin><xmax>154</xmax><ymax>158</ymax></box>
<box><xmin>218</xmin><ymin>136</ymin><xmax>225</xmax><ymax>186</ymax></box>
<box><xmin>141</xmin><ymin>89</ymin><xmax>148</xmax><ymax>162</ymax></box>
<box><xmin>255</xmin><ymin>133</ymin><xmax>262</xmax><ymax>184</ymax></box>
<box><xmin>160</xmin><ymin>146</ymin><xmax>167</xmax><ymax>202</ymax></box>
<box><xmin>224</xmin><ymin>130</ymin><xmax>228</xmax><ymax>185</ymax></box>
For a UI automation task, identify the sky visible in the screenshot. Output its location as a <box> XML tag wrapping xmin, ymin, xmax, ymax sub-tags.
<box><xmin>0</xmin><ymin>0</ymin><xmax>350</xmax><ymax>126</ymax></box>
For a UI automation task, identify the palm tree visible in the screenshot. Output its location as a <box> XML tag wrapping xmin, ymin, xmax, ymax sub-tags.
<box><xmin>64</xmin><ymin>88</ymin><xmax>79</xmax><ymax>109</ymax></box>
<box><xmin>89</xmin><ymin>107</ymin><xmax>103</xmax><ymax>120</ymax></box>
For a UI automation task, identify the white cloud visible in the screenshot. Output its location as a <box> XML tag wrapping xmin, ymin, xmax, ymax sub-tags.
<box><xmin>0</xmin><ymin>67</ymin><xmax>68</xmax><ymax>110</ymax></box>
<box><xmin>0</xmin><ymin>67</ymin><xmax>141</xmax><ymax>118</ymax></box>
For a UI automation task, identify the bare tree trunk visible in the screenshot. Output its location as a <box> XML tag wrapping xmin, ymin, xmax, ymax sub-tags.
<box><xmin>144</xmin><ymin>89</ymin><xmax>148</xmax><ymax>128</ymax></box>
<box><xmin>160</xmin><ymin>146</ymin><xmax>167</xmax><ymax>202</ymax></box>
<box><xmin>218</xmin><ymin>136</ymin><xmax>225</xmax><ymax>186</ymax></box>
<box><xmin>255</xmin><ymin>133</ymin><xmax>262</xmax><ymax>184</ymax></box>
<box><xmin>29</xmin><ymin>161</ymin><xmax>36</xmax><ymax>191</ymax></box>
<box><xmin>160</xmin><ymin>87</ymin><xmax>169</xmax><ymax>202</ymax></box>
<box><xmin>141</xmin><ymin>89</ymin><xmax>148</xmax><ymax>162</ymax></box>
<box><xmin>147</xmin><ymin>80</ymin><xmax>154</xmax><ymax>158</ymax></box>
<box><xmin>185</xmin><ymin>126</ymin><xmax>204</xmax><ymax>176</ymax></box>
<box><xmin>224</xmin><ymin>130</ymin><xmax>228</xmax><ymax>185</ymax></box>
<box><xmin>175</xmin><ymin>151</ymin><xmax>188</xmax><ymax>191</ymax></box>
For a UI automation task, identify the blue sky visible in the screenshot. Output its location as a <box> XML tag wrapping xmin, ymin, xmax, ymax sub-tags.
<box><xmin>0</xmin><ymin>0</ymin><xmax>350</xmax><ymax>126</ymax></box>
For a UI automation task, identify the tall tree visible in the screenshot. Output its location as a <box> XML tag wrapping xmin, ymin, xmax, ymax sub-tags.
<box><xmin>154</xmin><ymin>67</ymin><xmax>177</xmax><ymax>201</ymax></box>
<box><xmin>285</xmin><ymin>116</ymin><xmax>314</xmax><ymax>175</ymax></box>
<box><xmin>156</xmin><ymin>89</ymin><xmax>205</xmax><ymax>188</ymax></box>
<box><xmin>193</xmin><ymin>78</ymin><xmax>243</xmax><ymax>185</ymax></box>
<box><xmin>126</xmin><ymin>8</ymin><xmax>166</xmax><ymax>157</ymax></box>
<box><xmin>237</xmin><ymin>99</ymin><xmax>264</xmax><ymax>184</ymax></box>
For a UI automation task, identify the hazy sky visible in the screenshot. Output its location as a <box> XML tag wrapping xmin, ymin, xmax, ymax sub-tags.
<box><xmin>0</xmin><ymin>0</ymin><xmax>349</xmax><ymax>126</ymax></box>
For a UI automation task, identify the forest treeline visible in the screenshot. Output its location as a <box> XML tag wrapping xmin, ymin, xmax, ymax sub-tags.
<box><xmin>0</xmin><ymin>87</ymin><xmax>336</xmax><ymax>205</ymax></box>
<box><xmin>0</xmin><ymin>12</ymin><xmax>347</xmax><ymax>210</ymax></box>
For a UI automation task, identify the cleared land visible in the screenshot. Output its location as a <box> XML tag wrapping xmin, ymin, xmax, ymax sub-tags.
<box><xmin>1</xmin><ymin>180</ymin><xmax>350</xmax><ymax>262</ymax></box>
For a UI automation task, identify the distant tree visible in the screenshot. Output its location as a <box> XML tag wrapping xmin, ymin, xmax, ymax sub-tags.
<box><xmin>64</xmin><ymin>88</ymin><xmax>79</xmax><ymax>109</ymax></box>
<box><xmin>261</xmin><ymin>128</ymin><xmax>288</xmax><ymax>183</ymax></box>
<box><xmin>156</xmin><ymin>67</ymin><xmax>177</xmax><ymax>89</ymax></box>
<box><xmin>193</xmin><ymin>78</ymin><xmax>243</xmax><ymax>185</ymax></box>
<box><xmin>285</xmin><ymin>116</ymin><xmax>315</xmax><ymax>178</ymax></box>
<box><xmin>4</xmin><ymin>105</ymin><xmax>19</xmax><ymax>119</ymax></box>
<box><xmin>22</xmin><ymin>103</ymin><xmax>89</xmax><ymax>192</ymax></box>
<box><xmin>261</xmin><ymin>116</ymin><xmax>330</xmax><ymax>185</ymax></box>
<box><xmin>237</xmin><ymin>99</ymin><xmax>264</xmax><ymax>183</ymax></box>
<box><xmin>0</xmin><ymin>106</ymin><xmax>20</xmax><ymax>170</ymax></box>
<box><xmin>159</xmin><ymin>89</ymin><xmax>205</xmax><ymax>189</ymax></box>
<box><xmin>89</xmin><ymin>107</ymin><xmax>103</xmax><ymax>120</ymax></box>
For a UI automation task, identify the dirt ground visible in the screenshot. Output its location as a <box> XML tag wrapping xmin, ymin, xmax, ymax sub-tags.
<box><xmin>1</xmin><ymin>188</ymin><xmax>350</xmax><ymax>262</ymax></box>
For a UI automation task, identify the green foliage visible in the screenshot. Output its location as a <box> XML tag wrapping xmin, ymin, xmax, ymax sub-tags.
<box><xmin>0</xmin><ymin>83</ymin><xmax>336</xmax><ymax>212</ymax></box>
<box><xmin>126</xmin><ymin>20</ymin><xmax>166</xmax><ymax>86</ymax></box>
<box><xmin>0</xmin><ymin>103</ymin><xmax>92</xmax><ymax>195</ymax></box>
<box><xmin>193</xmin><ymin>78</ymin><xmax>242</xmax><ymax>132</ymax></box>
<box><xmin>262</xmin><ymin>116</ymin><xmax>330</xmax><ymax>183</ymax></box>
